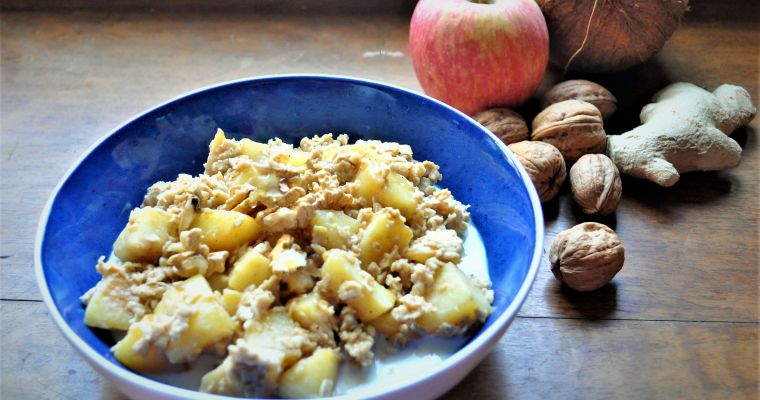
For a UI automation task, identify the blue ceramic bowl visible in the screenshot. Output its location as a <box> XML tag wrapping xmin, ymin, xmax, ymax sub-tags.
<box><xmin>36</xmin><ymin>75</ymin><xmax>543</xmax><ymax>400</ymax></box>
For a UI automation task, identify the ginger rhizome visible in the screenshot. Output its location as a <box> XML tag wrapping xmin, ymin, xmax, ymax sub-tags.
<box><xmin>607</xmin><ymin>82</ymin><xmax>756</xmax><ymax>186</ymax></box>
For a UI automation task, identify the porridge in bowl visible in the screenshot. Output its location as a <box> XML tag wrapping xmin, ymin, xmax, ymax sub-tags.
<box><xmin>81</xmin><ymin>130</ymin><xmax>493</xmax><ymax>398</ymax></box>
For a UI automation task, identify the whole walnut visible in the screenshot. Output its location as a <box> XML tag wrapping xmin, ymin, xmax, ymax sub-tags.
<box><xmin>542</xmin><ymin>80</ymin><xmax>618</xmax><ymax>120</ymax></box>
<box><xmin>549</xmin><ymin>222</ymin><xmax>625</xmax><ymax>291</ymax></box>
<box><xmin>531</xmin><ymin>100</ymin><xmax>607</xmax><ymax>163</ymax></box>
<box><xmin>570</xmin><ymin>154</ymin><xmax>622</xmax><ymax>216</ymax></box>
<box><xmin>508</xmin><ymin>141</ymin><xmax>567</xmax><ymax>202</ymax></box>
<box><xmin>474</xmin><ymin>107</ymin><xmax>530</xmax><ymax>144</ymax></box>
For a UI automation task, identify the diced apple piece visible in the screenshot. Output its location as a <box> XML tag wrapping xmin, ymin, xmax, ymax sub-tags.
<box><xmin>354</xmin><ymin>161</ymin><xmax>385</xmax><ymax>202</ymax></box>
<box><xmin>202</xmin><ymin>307</ymin><xmax>308</xmax><ymax>397</ymax></box>
<box><xmin>113</xmin><ymin>207</ymin><xmax>174</xmax><ymax>262</ymax></box>
<box><xmin>112</xmin><ymin>314</ymin><xmax>174</xmax><ymax>373</ymax></box>
<box><xmin>240</xmin><ymin>138</ymin><xmax>268</xmax><ymax>161</ymax></box>
<box><xmin>200</xmin><ymin>359</ymin><xmax>237</xmax><ymax>396</ymax></box>
<box><xmin>286</xmin><ymin>268</ymin><xmax>315</xmax><ymax>295</ymax></box>
<box><xmin>354</xmin><ymin>161</ymin><xmax>417</xmax><ymax>217</ymax></box>
<box><xmin>206</xmin><ymin>130</ymin><xmax>244</xmax><ymax>173</ymax></box>
<box><xmin>190</xmin><ymin>209</ymin><xmax>262</xmax><ymax>252</ymax></box>
<box><xmin>166</xmin><ymin>296</ymin><xmax>235</xmax><ymax>363</ymax></box>
<box><xmin>267</xmin><ymin>235</ymin><xmax>312</xmax><ymax>294</ymax></box>
<box><xmin>320</xmin><ymin>142</ymin><xmax>374</xmax><ymax>161</ymax></box>
<box><xmin>310</xmin><ymin>210</ymin><xmax>359</xmax><ymax>250</ymax></box>
<box><xmin>84</xmin><ymin>275</ymin><xmax>134</xmax><ymax>330</ymax></box>
<box><xmin>228</xmin><ymin>248</ymin><xmax>271</xmax><ymax>291</ymax></box>
<box><xmin>153</xmin><ymin>275</ymin><xmax>236</xmax><ymax>363</ymax></box>
<box><xmin>209</xmin><ymin>129</ymin><xmax>227</xmax><ymax>152</ymax></box>
<box><xmin>252</xmin><ymin>170</ymin><xmax>281</xmax><ymax>197</ymax></box>
<box><xmin>276</xmin><ymin>149</ymin><xmax>309</xmax><ymax>167</ymax></box>
<box><xmin>153</xmin><ymin>274</ymin><xmax>212</xmax><ymax>315</ymax></box>
<box><xmin>370</xmin><ymin>311</ymin><xmax>403</xmax><ymax>338</ymax></box>
<box><xmin>279</xmin><ymin>348</ymin><xmax>340</xmax><ymax>398</ymax></box>
<box><xmin>200</xmin><ymin>343</ymin><xmax>280</xmax><ymax>398</ymax></box>
<box><xmin>416</xmin><ymin>263</ymin><xmax>492</xmax><ymax>335</ymax></box>
<box><xmin>358</xmin><ymin>209</ymin><xmax>413</xmax><ymax>266</ymax></box>
<box><xmin>322</xmin><ymin>250</ymin><xmax>395</xmax><ymax>322</ymax></box>
<box><xmin>221</xmin><ymin>289</ymin><xmax>242</xmax><ymax>315</ymax></box>
<box><xmin>287</xmin><ymin>292</ymin><xmax>334</xmax><ymax>330</ymax></box>
<box><xmin>231</xmin><ymin>162</ymin><xmax>281</xmax><ymax>194</ymax></box>
<box><xmin>404</xmin><ymin>229</ymin><xmax>463</xmax><ymax>264</ymax></box>
<box><xmin>207</xmin><ymin>273</ymin><xmax>229</xmax><ymax>292</ymax></box>
<box><xmin>377</xmin><ymin>172</ymin><xmax>417</xmax><ymax>217</ymax></box>
<box><xmin>244</xmin><ymin>306</ymin><xmax>310</xmax><ymax>369</ymax></box>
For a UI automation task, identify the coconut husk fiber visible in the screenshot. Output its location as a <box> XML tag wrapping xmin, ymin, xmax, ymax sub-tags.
<box><xmin>538</xmin><ymin>0</ymin><xmax>689</xmax><ymax>73</ymax></box>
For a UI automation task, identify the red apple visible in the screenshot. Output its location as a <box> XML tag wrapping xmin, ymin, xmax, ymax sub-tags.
<box><xmin>410</xmin><ymin>0</ymin><xmax>549</xmax><ymax>116</ymax></box>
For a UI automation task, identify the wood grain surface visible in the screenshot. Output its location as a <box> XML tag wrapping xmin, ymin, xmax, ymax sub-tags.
<box><xmin>1</xmin><ymin>2</ymin><xmax>758</xmax><ymax>399</ymax></box>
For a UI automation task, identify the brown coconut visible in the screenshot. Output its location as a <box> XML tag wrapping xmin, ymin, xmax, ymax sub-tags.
<box><xmin>537</xmin><ymin>0</ymin><xmax>689</xmax><ymax>73</ymax></box>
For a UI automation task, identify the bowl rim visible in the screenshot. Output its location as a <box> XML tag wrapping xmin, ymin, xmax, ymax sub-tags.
<box><xmin>34</xmin><ymin>73</ymin><xmax>544</xmax><ymax>399</ymax></box>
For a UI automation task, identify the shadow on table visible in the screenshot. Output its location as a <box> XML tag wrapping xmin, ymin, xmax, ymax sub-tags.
<box><xmin>547</xmin><ymin>280</ymin><xmax>619</xmax><ymax>320</ymax></box>
<box><xmin>438</xmin><ymin>350</ymin><xmax>513</xmax><ymax>400</ymax></box>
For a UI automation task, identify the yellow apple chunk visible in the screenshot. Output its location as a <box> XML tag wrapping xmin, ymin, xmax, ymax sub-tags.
<box><xmin>286</xmin><ymin>268</ymin><xmax>315</xmax><ymax>295</ymax></box>
<box><xmin>239</xmin><ymin>138</ymin><xmax>268</xmax><ymax>161</ymax></box>
<box><xmin>112</xmin><ymin>314</ymin><xmax>175</xmax><ymax>373</ymax></box>
<box><xmin>416</xmin><ymin>263</ymin><xmax>492</xmax><ymax>334</ymax></box>
<box><xmin>207</xmin><ymin>273</ymin><xmax>230</xmax><ymax>292</ymax></box>
<box><xmin>279</xmin><ymin>348</ymin><xmax>340</xmax><ymax>398</ymax></box>
<box><xmin>190</xmin><ymin>209</ymin><xmax>262</xmax><ymax>252</ymax></box>
<box><xmin>113</xmin><ymin>207</ymin><xmax>174</xmax><ymax>263</ymax></box>
<box><xmin>209</xmin><ymin>128</ymin><xmax>228</xmax><ymax>152</ymax></box>
<box><xmin>319</xmin><ymin>142</ymin><xmax>374</xmax><ymax>162</ymax></box>
<box><xmin>244</xmin><ymin>306</ymin><xmax>310</xmax><ymax>370</ymax></box>
<box><xmin>354</xmin><ymin>161</ymin><xmax>385</xmax><ymax>202</ymax></box>
<box><xmin>287</xmin><ymin>292</ymin><xmax>334</xmax><ymax>330</ymax></box>
<box><xmin>228</xmin><ymin>248</ymin><xmax>271</xmax><ymax>291</ymax></box>
<box><xmin>221</xmin><ymin>288</ymin><xmax>243</xmax><ymax>315</ymax></box>
<box><xmin>199</xmin><ymin>357</ymin><xmax>241</xmax><ymax>396</ymax></box>
<box><xmin>276</xmin><ymin>149</ymin><xmax>310</xmax><ymax>167</ymax></box>
<box><xmin>377</xmin><ymin>172</ymin><xmax>417</xmax><ymax>217</ymax></box>
<box><xmin>84</xmin><ymin>275</ymin><xmax>135</xmax><ymax>330</ymax></box>
<box><xmin>354</xmin><ymin>161</ymin><xmax>417</xmax><ymax>217</ymax></box>
<box><xmin>358</xmin><ymin>209</ymin><xmax>413</xmax><ymax>266</ymax></box>
<box><xmin>200</xmin><ymin>307</ymin><xmax>313</xmax><ymax>396</ymax></box>
<box><xmin>153</xmin><ymin>275</ymin><xmax>235</xmax><ymax>363</ymax></box>
<box><xmin>322</xmin><ymin>250</ymin><xmax>395</xmax><ymax>322</ymax></box>
<box><xmin>370</xmin><ymin>311</ymin><xmax>403</xmax><ymax>338</ymax></box>
<box><xmin>310</xmin><ymin>210</ymin><xmax>360</xmax><ymax>250</ymax></box>
<box><xmin>230</xmin><ymin>162</ymin><xmax>281</xmax><ymax>197</ymax></box>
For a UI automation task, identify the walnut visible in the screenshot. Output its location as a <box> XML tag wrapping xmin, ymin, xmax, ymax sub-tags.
<box><xmin>508</xmin><ymin>141</ymin><xmax>566</xmax><ymax>202</ymax></box>
<box><xmin>531</xmin><ymin>100</ymin><xmax>606</xmax><ymax>163</ymax></box>
<box><xmin>542</xmin><ymin>80</ymin><xmax>617</xmax><ymax>120</ymax></box>
<box><xmin>569</xmin><ymin>154</ymin><xmax>622</xmax><ymax>216</ymax></box>
<box><xmin>474</xmin><ymin>107</ymin><xmax>529</xmax><ymax>145</ymax></box>
<box><xmin>549</xmin><ymin>222</ymin><xmax>624</xmax><ymax>291</ymax></box>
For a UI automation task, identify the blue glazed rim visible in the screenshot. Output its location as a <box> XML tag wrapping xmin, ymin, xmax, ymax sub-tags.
<box><xmin>34</xmin><ymin>74</ymin><xmax>544</xmax><ymax>399</ymax></box>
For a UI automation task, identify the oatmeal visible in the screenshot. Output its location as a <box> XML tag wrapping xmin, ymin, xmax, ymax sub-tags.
<box><xmin>83</xmin><ymin>129</ymin><xmax>493</xmax><ymax>398</ymax></box>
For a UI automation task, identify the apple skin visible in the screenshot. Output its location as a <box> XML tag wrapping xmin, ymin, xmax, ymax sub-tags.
<box><xmin>410</xmin><ymin>0</ymin><xmax>549</xmax><ymax>116</ymax></box>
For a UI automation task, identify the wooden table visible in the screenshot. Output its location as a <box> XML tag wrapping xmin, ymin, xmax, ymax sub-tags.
<box><xmin>1</xmin><ymin>2</ymin><xmax>757</xmax><ymax>399</ymax></box>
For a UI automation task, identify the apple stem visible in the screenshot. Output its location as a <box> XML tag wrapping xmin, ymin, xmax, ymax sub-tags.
<box><xmin>468</xmin><ymin>0</ymin><xmax>495</xmax><ymax>4</ymax></box>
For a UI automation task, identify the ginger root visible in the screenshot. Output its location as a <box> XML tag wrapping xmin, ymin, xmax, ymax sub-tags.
<box><xmin>607</xmin><ymin>82</ymin><xmax>756</xmax><ymax>186</ymax></box>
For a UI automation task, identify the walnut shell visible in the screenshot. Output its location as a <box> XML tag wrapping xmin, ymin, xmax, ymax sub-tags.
<box><xmin>570</xmin><ymin>154</ymin><xmax>622</xmax><ymax>216</ymax></box>
<box><xmin>531</xmin><ymin>99</ymin><xmax>606</xmax><ymax>163</ymax></box>
<box><xmin>474</xmin><ymin>107</ymin><xmax>530</xmax><ymax>145</ymax></box>
<box><xmin>549</xmin><ymin>222</ymin><xmax>625</xmax><ymax>291</ymax></box>
<box><xmin>541</xmin><ymin>80</ymin><xmax>618</xmax><ymax>120</ymax></box>
<box><xmin>508</xmin><ymin>141</ymin><xmax>567</xmax><ymax>202</ymax></box>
